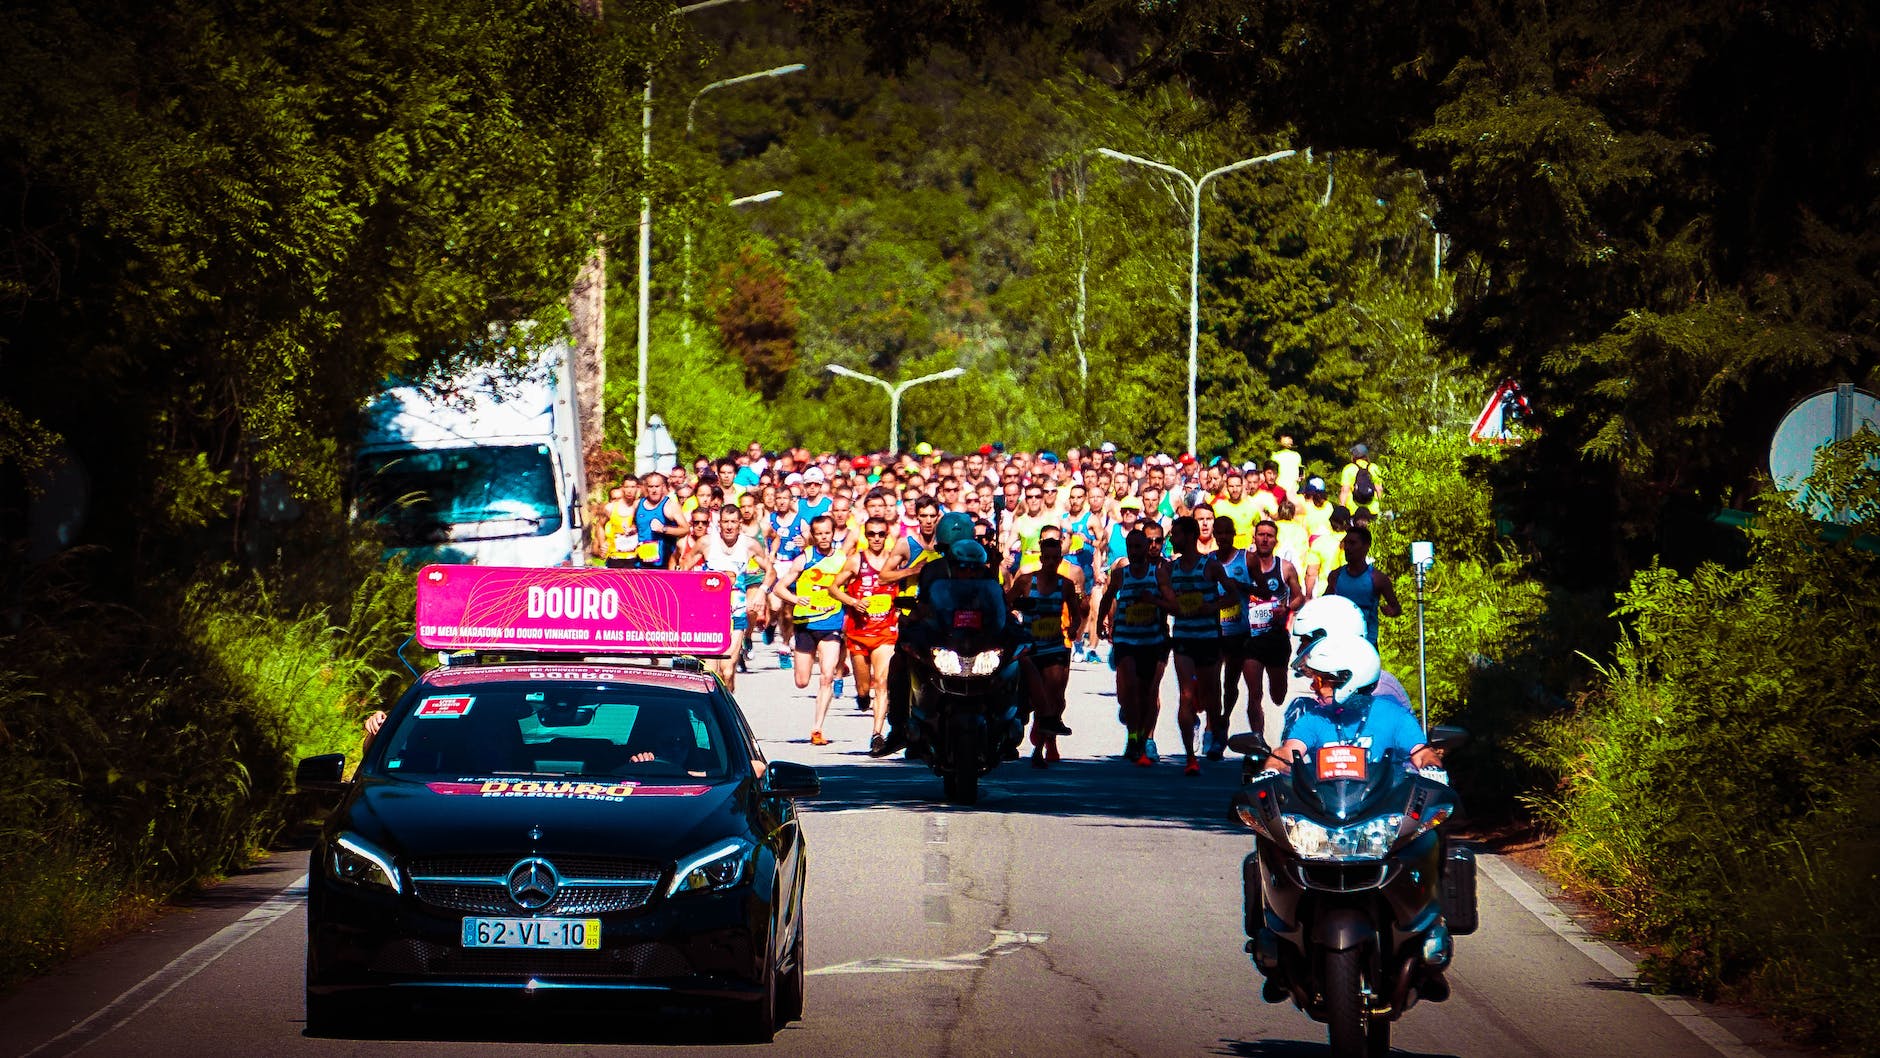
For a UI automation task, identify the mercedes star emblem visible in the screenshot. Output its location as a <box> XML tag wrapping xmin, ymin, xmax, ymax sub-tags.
<box><xmin>506</xmin><ymin>857</ymin><xmax>560</xmax><ymax>910</ymax></box>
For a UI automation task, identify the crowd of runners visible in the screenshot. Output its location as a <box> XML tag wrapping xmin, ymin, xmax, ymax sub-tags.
<box><xmin>592</xmin><ymin>437</ymin><xmax>1401</xmax><ymax>774</ymax></box>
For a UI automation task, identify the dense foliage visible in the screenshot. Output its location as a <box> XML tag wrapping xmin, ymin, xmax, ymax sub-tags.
<box><xmin>1</xmin><ymin>2</ymin><xmax>1875</xmax><ymax>1045</ymax></box>
<box><xmin>1517</xmin><ymin>437</ymin><xmax>1880</xmax><ymax>1047</ymax></box>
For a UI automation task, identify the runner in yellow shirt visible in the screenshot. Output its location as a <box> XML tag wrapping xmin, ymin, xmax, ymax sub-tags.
<box><xmin>1211</xmin><ymin>469</ymin><xmax>1264</xmax><ymax>550</ymax></box>
<box><xmin>1269</xmin><ymin>433</ymin><xmax>1303</xmax><ymax>497</ymax></box>
<box><xmin>1302</xmin><ymin>506</ymin><xmax>1351</xmax><ymax>598</ymax></box>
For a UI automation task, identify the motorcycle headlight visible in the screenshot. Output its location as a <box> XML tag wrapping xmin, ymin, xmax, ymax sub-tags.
<box><xmin>967</xmin><ymin>649</ymin><xmax>1003</xmax><ymax>676</ymax></box>
<box><xmin>933</xmin><ymin>648</ymin><xmax>965</xmax><ymax>675</ymax></box>
<box><xmin>666</xmin><ymin>838</ymin><xmax>755</xmax><ymax>897</ymax></box>
<box><xmin>327</xmin><ymin>834</ymin><xmax>401</xmax><ymax>893</ymax></box>
<box><xmin>1279</xmin><ymin>814</ymin><xmax>1406</xmax><ymax>862</ymax></box>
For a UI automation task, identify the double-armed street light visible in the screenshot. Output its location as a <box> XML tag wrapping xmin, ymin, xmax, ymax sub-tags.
<box><xmin>1095</xmin><ymin>147</ymin><xmax>1299</xmax><ymax>457</ymax></box>
<box><xmin>824</xmin><ymin>365</ymin><xmax>965</xmax><ymax>454</ymax></box>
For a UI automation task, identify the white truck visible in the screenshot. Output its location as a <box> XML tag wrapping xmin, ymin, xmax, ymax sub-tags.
<box><xmin>353</xmin><ymin>338</ymin><xmax>587</xmax><ymax>567</ymax></box>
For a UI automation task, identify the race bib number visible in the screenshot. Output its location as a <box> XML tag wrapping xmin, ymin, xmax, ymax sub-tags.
<box><xmin>1067</xmin><ymin>532</ymin><xmax>1088</xmax><ymax>552</ymax></box>
<box><xmin>1123</xmin><ymin>600</ymin><xmax>1157</xmax><ymax>625</ymax></box>
<box><xmin>1247</xmin><ymin>601</ymin><xmax>1279</xmax><ymax>628</ymax></box>
<box><xmin>865</xmin><ymin>593</ymin><xmax>895</xmax><ymax>617</ymax></box>
<box><xmin>1316</xmin><ymin>745</ymin><xmax>1368</xmax><ymax>782</ymax></box>
<box><xmin>1030</xmin><ymin>616</ymin><xmax>1062</xmax><ymax>642</ymax></box>
<box><xmin>613</xmin><ymin>533</ymin><xmax>637</xmax><ymax>554</ymax></box>
<box><xmin>1219</xmin><ymin>600</ymin><xmax>1245</xmax><ymax>623</ymax></box>
<box><xmin>1177</xmin><ymin>591</ymin><xmax>1209</xmax><ymax>617</ymax></box>
<box><xmin>636</xmin><ymin>541</ymin><xmax>660</xmax><ymax>561</ymax></box>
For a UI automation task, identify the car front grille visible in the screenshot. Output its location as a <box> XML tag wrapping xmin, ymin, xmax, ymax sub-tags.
<box><xmin>369</xmin><ymin>938</ymin><xmax>691</xmax><ymax>979</ymax></box>
<box><xmin>408</xmin><ymin>856</ymin><xmax>664</xmax><ymax>883</ymax></box>
<box><xmin>408</xmin><ymin>855</ymin><xmax>664</xmax><ymax>915</ymax></box>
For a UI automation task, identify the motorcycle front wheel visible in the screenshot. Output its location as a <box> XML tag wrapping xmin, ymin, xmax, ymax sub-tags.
<box><xmin>1324</xmin><ymin>947</ymin><xmax>1389</xmax><ymax>1058</ymax></box>
<box><xmin>942</xmin><ymin>769</ymin><xmax>978</xmax><ymax>805</ymax></box>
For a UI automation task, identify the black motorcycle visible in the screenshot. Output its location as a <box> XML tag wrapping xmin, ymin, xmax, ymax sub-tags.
<box><xmin>899</xmin><ymin>576</ymin><xmax>1027</xmax><ymax>805</ymax></box>
<box><xmin>1227</xmin><ymin>730</ymin><xmax>1476</xmax><ymax>1058</ymax></box>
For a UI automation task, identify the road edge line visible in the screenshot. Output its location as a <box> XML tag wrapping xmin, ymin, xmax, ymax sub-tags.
<box><xmin>1477</xmin><ymin>854</ymin><xmax>1764</xmax><ymax>1058</ymax></box>
<box><xmin>21</xmin><ymin>873</ymin><xmax>310</xmax><ymax>1058</ymax></box>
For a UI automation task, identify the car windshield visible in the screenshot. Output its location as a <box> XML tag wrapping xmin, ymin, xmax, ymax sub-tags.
<box><xmin>374</xmin><ymin>681</ymin><xmax>734</xmax><ymax>782</ymax></box>
<box><xmin>354</xmin><ymin>444</ymin><xmax>561</xmax><ymax>544</ymax></box>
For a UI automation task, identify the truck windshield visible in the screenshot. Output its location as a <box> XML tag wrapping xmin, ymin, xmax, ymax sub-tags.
<box><xmin>355</xmin><ymin>444</ymin><xmax>562</xmax><ymax>544</ymax></box>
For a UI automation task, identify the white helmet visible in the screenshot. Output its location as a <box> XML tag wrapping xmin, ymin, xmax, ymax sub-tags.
<box><xmin>1292</xmin><ymin>595</ymin><xmax>1367</xmax><ymax>671</ymax></box>
<box><xmin>1299</xmin><ymin>633</ymin><xmax>1382</xmax><ymax>706</ymax></box>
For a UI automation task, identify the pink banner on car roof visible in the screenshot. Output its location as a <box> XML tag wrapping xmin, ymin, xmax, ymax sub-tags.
<box><xmin>415</xmin><ymin>565</ymin><xmax>733</xmax><ymax>656</ymax></box>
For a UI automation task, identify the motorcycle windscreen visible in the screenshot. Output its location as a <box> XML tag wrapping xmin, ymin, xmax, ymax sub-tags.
<box><xmin>926</xmin><ymin>577</ymin><xmax>1009</xmax><ymax>635</ymax></box>
<box><xmin>1306</xmin><ymin>745</ymin><xmax>1401</xmax><ymax>818</ymax></box>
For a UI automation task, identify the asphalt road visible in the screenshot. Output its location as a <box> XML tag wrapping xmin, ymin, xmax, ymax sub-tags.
<box><xmin>1</xmin><ymin>654</ymin><xmax>1793</xmax><ymax>1058</ymax></box>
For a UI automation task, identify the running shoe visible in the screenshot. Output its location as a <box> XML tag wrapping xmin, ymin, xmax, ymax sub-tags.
<box><xmin>869</xmin><ymin>733</ymin><xmax>887</xmax><ymax>755</ymax></box>
<box><xmin>1183</xmin><ymin>756</ymin><xmax>1201</xmax><ymax>776</ymax></box>
<box><xmin>1142</xmin><ymin>738</ymin><xmax>1160</xmax><ymax>762</ymax></box>
<box><xmin>1045</xmin><ymin>739</ymin><xmax>1061</xmax><ymax>763</ymax></box>
<box><xmin>1200</xmin><ymin>728</ymin><xmax>1217</xmax><ymax>757</ymax></box>
<box><xmin>1031</xmin><ymin>745</ymin><xmax>1048</xmax><ymax>769</ymax></box>
<box><xmin>1135</xmin><ymin>752</ymin><xmax>1156</xmax><ymax>768</ymax></box>
<box><xmin>1123</xmin><ymin>735</ymin><xmax>1143</xmax><ymax>762</ymax></box>
<box><xmin>1041</xmin><ymin>716</ymin><xmax>1073</xmax><ymax>737</ymax></box>
<box><xmin>833</xmin><ymin>677</ymin><xmax>845</xmax><ymax>699</ymax></box>
<box><xmin>809</xmin><ymin>731</ymin><xmax>828</xmax><ymax>746</ymax></box>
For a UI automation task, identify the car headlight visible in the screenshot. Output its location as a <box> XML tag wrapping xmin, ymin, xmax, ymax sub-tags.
<box><xmin>327</xmin><ymin>834</ymin><xmax>402</xmax><ymax>893</ymax></box>
<box><xmin>1280</xmin><ymin>814</ymin><xmax>1406</xmax><ymax>862</ymax></box>
<box><xmin>933</xmin><ymin>648</ymin><xmax>965</xmax><ymax>675</ymax></box>
<box><xmin>666</xmin><ymin>838</ymin><xmax>755</xmax><ymax>897</ymax></box>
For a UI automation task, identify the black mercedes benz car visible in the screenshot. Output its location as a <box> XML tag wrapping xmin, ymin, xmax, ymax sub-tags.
<box><xmin>296</xmin><ymin>657</ymin><xmax>817</xmax><ymax>1040</ymax></box>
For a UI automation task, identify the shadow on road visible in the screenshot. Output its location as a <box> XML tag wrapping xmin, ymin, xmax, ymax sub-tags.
<box><xmin>304</xmin><ymin>996</ymin><xmax>801</xmax><ymax>1046</ymax></box>
<box><xmin>1215</xmin><ymin>1038</ymin><xmax>1461</xmax><ymax>1057</ymax></box>
<box><xmin>793</xmin><ymin>754</ymin><xmax>1250</xmax><ymax>834</ymax></box>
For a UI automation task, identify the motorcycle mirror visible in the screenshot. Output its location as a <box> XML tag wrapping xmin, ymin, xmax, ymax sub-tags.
<box><xmin>1426</xmin><ymin>725</ymin><xmax>1470</xmax><ymax>752</ymax></box>
<box><xmin>1225</xmin><ymin>732</ymin><xmax>1269</xmax><ymax>757</ymax></box>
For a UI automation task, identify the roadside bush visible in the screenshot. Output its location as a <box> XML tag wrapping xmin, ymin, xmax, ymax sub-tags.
<box><xmin>1515</xmin><ymin>435</ymin><xmax>1880</xmax><ymax>1051</ymax></box>
<box><xmin>0</xmin><ymin>546</ymin><xmax>411</xmax><ymax>991</ymax></box>
<box><xmin>1350</xmin><ymin>430</ymin><xmax>1579</xmax><ymax>820</ymax></box>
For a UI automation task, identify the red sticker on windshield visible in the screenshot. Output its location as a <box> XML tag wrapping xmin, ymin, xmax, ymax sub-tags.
<box><xmin>1316</xmin><ymin>745</ymin><xmax>1367</xmax><ymax>782</ymax></box>
<box><xmin>952</xmin><ymin>610</ymin><xmax>983</xmax><ymax>629</ymax></box>
<box><xmin>415</xmin><ymin>696</ymin><xmax>475</xmax><ymax>718</ymax></box>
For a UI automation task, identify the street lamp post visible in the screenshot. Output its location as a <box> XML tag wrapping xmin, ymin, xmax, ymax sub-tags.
<box><xmin>680</xmin><ymin>63</ymin><xmax>805</xmax><ymax>346</ymax></box>
<box><xmin>1096</xmin><ymin>147</ymin><xmax>1298</xmax><ymax>456</ymax></box>
<box><xmin>824</xmin><ymin>365</ymin><xmax>965</xmax><ymax>454</ymax></box>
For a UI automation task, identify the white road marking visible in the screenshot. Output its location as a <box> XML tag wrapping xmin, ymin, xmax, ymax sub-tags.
<box><xmin>23</xmin><ymin>874</ymin><xmax>310</xmax><ymax>1058</ymax></box>
<box><xmin>810</xmin><ymin>928</ymin><xmax>1049</xmax><ymax>976</ymax></box>
<box><xmin>1478</xmin><ymin>855</ymin><xmax>1765</xmax><ymax>1058</ymax></box>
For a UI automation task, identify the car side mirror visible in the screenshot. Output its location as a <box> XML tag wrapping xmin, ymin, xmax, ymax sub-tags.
<box><xmin>1225</xmin><ymin>732</ymin><xmax>1270</xmax><ymax>757</ymax></box>
<box><xmin>1426</xmin><ymin>725</ymin><xmax>1470</xmax><ymax>752</ymax></box>
<box><xmin>295</xmin><ymin>753</ymin><xmax>348</xmax><ymax>794</ymax></box>
<box><xmin>761</xmin><ymin>760</ymin><xmax>820</xmax><ymax>800</ymax></box>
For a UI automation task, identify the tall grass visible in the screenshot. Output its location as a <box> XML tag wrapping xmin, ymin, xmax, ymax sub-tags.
<box><xmin>0</xmin><ymin>546</ymin><xmax>413</xmax><ymax>991</ymax></box>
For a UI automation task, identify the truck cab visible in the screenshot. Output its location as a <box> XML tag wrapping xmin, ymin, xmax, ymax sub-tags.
<box><xmin>353</xmin><ymin>340</ymin><xmax>586</xmax><ymax>567</ymax></box>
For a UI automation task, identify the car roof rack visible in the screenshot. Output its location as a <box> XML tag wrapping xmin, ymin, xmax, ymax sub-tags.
<box><xmin>436</xmin><ymin>649</ymin><xmax>707</xmax><ymax>671</ymax></box>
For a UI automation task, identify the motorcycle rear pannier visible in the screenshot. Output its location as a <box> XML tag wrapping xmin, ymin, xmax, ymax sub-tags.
<box><xmin>1441</xmin><ymin>846</ymin><xmax>1478</xmax><ymax>935</ymax></box>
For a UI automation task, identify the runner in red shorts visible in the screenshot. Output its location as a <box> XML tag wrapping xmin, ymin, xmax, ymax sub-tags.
<box><xmin>831</xmin><ymin>515</ymin><xmax>904</xmax><ymax>753</ymax></box>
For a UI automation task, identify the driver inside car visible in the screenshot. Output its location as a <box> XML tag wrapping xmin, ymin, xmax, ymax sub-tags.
<box><xmin>1261</xmin><ymin>633</ymin><xmax>1446</xmax><ymax>783</ymax></box>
